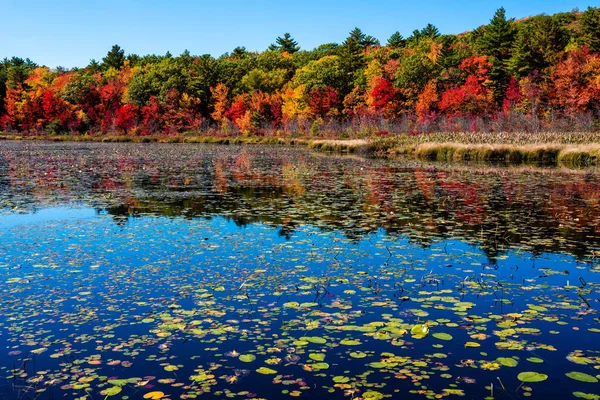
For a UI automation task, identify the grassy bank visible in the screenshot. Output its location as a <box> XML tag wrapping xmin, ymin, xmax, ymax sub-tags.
<box><xmin>2</xmin><ymin>131</ymin><xmax>600</xmax><ymax>166</ymax></box>
<box><xmin>366</xmin><ymin>131</ymin><xmax>600</xmax><ymax>166</ymax></box>
<box><xmin>404</xmin><ymin>142</ymin><xmax>600</xmax><ymax>166</ymax></box>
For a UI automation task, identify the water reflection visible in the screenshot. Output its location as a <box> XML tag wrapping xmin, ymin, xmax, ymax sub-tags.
<box><xmin>1</xmin><ymin>142</ymin><xmax>599</xmax><ymax>262</ymax></box>
<box><xmin>1</xmin><ymin>142</ymin><xmax>600</xmax><ymax>400</ymax></box>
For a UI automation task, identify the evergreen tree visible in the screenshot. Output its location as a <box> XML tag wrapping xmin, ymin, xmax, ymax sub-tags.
<box><xmin>230</xmin><ymin>47</ymin><xmax>250</xmax><ymax>59</ymax></box>
<box><xmin>348</xmin><ymin>27</ymin><xmax>380</xmax><ymax>48</ymax></box>
<box><xmin>86</xmin><ymin>59</ymin><xmax>101</xmax><ymax>73</ymax></box>
<box><xmin>407</xmin><ymin>24</ymin><xmax>440</xmax><ymax>45</ymax></box>
<box><xmin>102</xmin><ymin>44</ymin><xmax>126</xmax><ymax>70</ymax></box>
<box><xmin>508</xmin><ymin>15</ymin><xmax>567</xmax><ymax>77</ymax></box>
<box><xmin>420</xmin><ymin>24</ymin><xmax>440</xmax><ymax>39</ymax></box>
<box><xmin>387</xmin><ymin>32</ymin><xmax>406</xmax><ymax>49</ymax></box>
<box><xmin>338</xmin><ymin>37</ymin><xmax>365</xmax><ymax>97</ymax></box>
<box><xmin>580</xmin><ymin>7</ymin><xmax>600</xmax><ymax>53</ymax></box>
<box><xmin>269</xmin><ymin>33</ymin><xmax>300</xmax><ymax>53</ymax></box>
<box><xmin>478</xmin><ymin>7</ymin><xmax>516</xmax><ymax>101</ymax></box>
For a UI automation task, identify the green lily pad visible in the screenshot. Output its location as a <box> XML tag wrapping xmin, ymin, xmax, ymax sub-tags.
<box><xmin>256</xmin><ymin>367</ymin><xmax>277</xmax><ymax>375</ymax></box>
<box><xmin>573</xmin><ymin>392</ymin><xmax>600</xmax><ymax>400</ymax></box>
<box><xmin>239</xmin><ymin>354</ymin><xmax>256</xmax><ymax>363</ymax></box>
<box><xmin>333</xmin><ymin>376</ymin><xmax>350</xmax><ymax>383</ymax></box>
<box><xmin>309</xmin><ymin>353</ymin><xmax>325</xmax><ymax>361</ymax></box>
<box><xmin>410</xmin><ymin>324</ymin><xmax>429</xmax><ymax>338</ymax></box>
<box><xmin>432</xmin><ymin>332</ymin><xmax>452</xmax><ymax>341</ymax></box>
<box><xmin>566</xmin><ymin>372</ymin><xmax>599</xmax><ymax>383</ymax></box>
<box><xmin>526</xmin><ymin>357</ymin><xmax>544</xmax><ymax>364</ymax></box>
<box><xmin>517</xmin><ymin>372</ymin><xmax>548</xmax><ymax>383</ymax></box>
<box><xmin>107</xmin><ymin>379</ymin><xmax>128</xmax><ymax>387</ymax></box>
<box><xmin>100</xmin><ymin>386</ymin><xmax>122</xmax><ymax>397</ymax></box>
<box><xmin>497</xmin><ymin>357</ymin><xmax>518</xmax><ymax>367</ymax></box>
<box><xmin>363</xmin><ymin>391</ymin><xmax>384</xmax><ymax>399</ymax></box>
<box><xmin>312</xmin><ymin>362</ymin><xmax>329</xmax><ymax>370</ymax></box>
<box><xmin>303</xmin><ymin>336</ymin><xmax>327</xmax><ymax>344</ymax></box>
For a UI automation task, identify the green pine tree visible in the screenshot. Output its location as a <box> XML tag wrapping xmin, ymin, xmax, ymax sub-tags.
<box><xmin>338</xmin><ymin>36</ymin><xmax>365</xmax><ymax>97</ymax></box>
<box><xmin>102</xmin><ymin>44</ymin><xmax>126</xmax><ymax>70</ymax></box>
<box><xmin>508</xmin><ymin>15</ymin><xmax>568</xmax><ymax>77</ymax></box>
<box><xmin>581</xmin><ymin>7</ymin><xmax>600</xmax><ymax>53</ymax></box>
<box><xmin>420</xmin><ymin>24</ymin><xmax>440</xmax><ymax>39</ymax></box>
<box><xmin>387</xmin><ymin>32</ymin><xmax>406</xmax><ymax>49</ymax></box>
<box><xmin>269</xmin><ymin>33</ymin><xmax>300</xmax><ymax>53</ymax></box>
<box><xmin>348</xmin><ymin>27</ymin><xmax>380</xmax><ymax>48</ymax></box>
<box><xmin>478</xmin><ymin>7</ymin><xmax>516</xmax><ymax>101</ymax></box>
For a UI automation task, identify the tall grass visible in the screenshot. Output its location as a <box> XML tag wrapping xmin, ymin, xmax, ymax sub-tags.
<box><xmin>406</xmin><ymin>142</ymin><xmax>600</xmax><ymax>166</ymax></box>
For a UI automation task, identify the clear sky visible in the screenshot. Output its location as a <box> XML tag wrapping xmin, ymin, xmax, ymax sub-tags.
<box><xmin>1</xmin><ymin>0</ymin><xmax>595</xmax><ymax>68</ymax></box>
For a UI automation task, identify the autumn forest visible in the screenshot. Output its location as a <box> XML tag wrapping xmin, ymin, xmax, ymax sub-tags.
<box><xmin>1</xmin><ymin>7</ymin><xmax>600</xmax><ymax>137</ymax></box>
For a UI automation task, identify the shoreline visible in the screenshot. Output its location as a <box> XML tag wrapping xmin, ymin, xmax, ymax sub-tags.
<box><xmin>2</xmin><ymin>133</ymin><xmax>600</xmax><ymax>167</ymax></box>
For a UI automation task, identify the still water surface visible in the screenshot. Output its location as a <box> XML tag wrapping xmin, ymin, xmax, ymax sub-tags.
<box><xmin>0</xmin><ymin>142</ymin><xmax>599</xmax><ymax>400</ymax></box>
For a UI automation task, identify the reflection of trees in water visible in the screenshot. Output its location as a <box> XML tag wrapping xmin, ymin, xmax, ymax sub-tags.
<box><xmin>0</xmin><ymin>154</ymin><xmax>9</xmax><ymax>194</ymax></box>
<box><xmin>1</xmin><ymin>142</ymin><xmax>600</xmax><ymax>262</ymax></box>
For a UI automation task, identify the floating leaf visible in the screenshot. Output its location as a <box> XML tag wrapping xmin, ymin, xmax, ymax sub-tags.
<box><xmin>340</xmin><ymin>339</ymin><xmax>361</xmax><ymax>346</ymax></box>
<box><xmin>573</xmin><ymin>392</ymin><xmax>600</xmax><ymax>400</ymax></box>
<box><xmin>239</xmin><ymin>354</ymin><xmax>256</xmax><ymax>363</ymax></box>
<box><xmin>363</xmin><ymin>391</ymin><xmax>384</xmax><ymax>399</ymax></box>
<box><xmin>107</xmin><ymin>379</ymin><xmax>128</xmax><ymax>386</ymax></box>
<box><xmin>143</xmin><ymin>392</ymin><xmax>166</xmax><ymax>400</ymax></box>
<box><xmin>527</xmin><ymin>357</ymin><xmax>544</xmax><ymax>364</ymax></box>
<box><xmin>566</xmin><ymin>372</ymin><xmax>599</xmax><ymax>383</ymax></box>
<box><xmin>349</xmin><ymin>352</ymin><xmax>367</xmax><ymax>359</ymax></box>
<box><xmin>100</xmin><ymin>386</ymin><xmax>122</xmax><ymax>397</ymax></box>
<box><xmin>303</xmin><ymin>336</ymin><xmax>327</xmax><ymax>344</ymax></box>
<box><xmin>497</xmin><ymin>357</ymin><xmax>518</xmax><ymax>367</ymax></box>
<box><xmin>410</xmin><ymin>324</ymin><xmax>429</xmax><ymax>338</ymax></box>
<box><xmin>311</xmin><ymin>362</ymin><xmax>329</xmax><ymax>371</ymax></box>
<box><xmin>333</xmin><ymin>376</ymin><xmax>350</xmax><ymax>383</ymax></box>
<box><xmin>517</xmin><ymin>372</ymin><xmax>548</xmax><ymax>383</ymax></box>
<box><xmin>256</xmin><ymin>367</ymin><xmax>277</xmax><ymax>375</ymax></box>
<box><xmin>432</xmin><ymin>332</ymin><xmax>452</xmax><ymax>341</ymax></box>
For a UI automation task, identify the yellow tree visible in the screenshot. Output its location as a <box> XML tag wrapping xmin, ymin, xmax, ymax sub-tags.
<box><xmin>210</xmin><ymin>83</ymin><xmax>229</xmax><ymax>124</ymax></box>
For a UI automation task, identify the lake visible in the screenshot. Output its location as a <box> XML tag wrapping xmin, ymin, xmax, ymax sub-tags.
<box><xmin>0</xmin><ymin>142</ymin><xmax>599</xmax><ymax>400</ymax></box>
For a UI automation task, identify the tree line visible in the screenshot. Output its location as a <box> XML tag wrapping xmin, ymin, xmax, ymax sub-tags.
<box><xmin>1</xmin><ymin>7</ymin><xmax>600</xmax><ymax>136</ymax></box>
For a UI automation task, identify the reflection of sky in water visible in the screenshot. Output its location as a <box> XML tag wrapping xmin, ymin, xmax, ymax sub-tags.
<box><xmin>0</xmin><ymin>208</ymin><xmax>598</xmax><ymax>399</ymax></box>
<box><xmin>0</xmin><ymin>207</ymin><xmax>96</xmax><ymax>229</ymax></box>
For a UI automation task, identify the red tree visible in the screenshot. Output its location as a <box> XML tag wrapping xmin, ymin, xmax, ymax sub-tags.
<box><xmin>308</xmin><ymin>86</ymin><xmax>339</xmax><ymax>117</ymax></box>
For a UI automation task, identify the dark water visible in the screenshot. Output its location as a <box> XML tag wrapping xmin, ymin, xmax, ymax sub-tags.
<box><xmin>0</xmin><ymin>142</ymin><xmax>599</xmax><ymax>400</ymax></box>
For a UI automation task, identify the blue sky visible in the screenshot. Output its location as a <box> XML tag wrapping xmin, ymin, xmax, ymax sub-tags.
<box><xmin>1</xmin><ymin>0</ymin><xmax>594</xmax><ymax>68</ymax></box>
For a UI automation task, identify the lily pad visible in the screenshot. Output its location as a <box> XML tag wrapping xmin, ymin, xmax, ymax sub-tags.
<box><xmin>517</xmin><ymin>372</ymin><xmax>548</xmax><ymax>383</ymax></box>
<box><xmin>256</xmin><ymin>367</ymin><xmax>277</xmax><ymax>375</ymax></box>
<box><xmin>527</xmin><ymin>357</ymin><xmax>544</xmax><ymax>364</ymax></box>
<box><xmin>312</xmin><ymin>362</ymin><xmax>329</xmax><ymax>370</ymax></box>
<box><xmin>143</xmin><ymin>392</ymin><xmax>166</xmax><ymax>400</ymax></box>
<box><xmin>432</xmin><ymin>332</ymin><xmax>453</xmax><ymax>341</ymax></box>
<box><xmin>497</xmin><ymin>357</ymin><xmax>518</xmax><ymax>367</ymax></box>
<box><xmin>573</xmin><ymin>392</ymin><xmax>600</xmax><ymax>400</ymax></box>
<box><xmin>239</xmin><ymin>354</ymin><xmax>256</xmax><ymax>363</ymax></box>
<box><xmin>333</xmin><ymin>376</ymin><xmax>350</xmax><ymax>383</ymax></box>
<box><xmin>100</xmin><ymin>386</ymin><xmax>122</xmax><ymax>397</ymax></box>
<box><xmin>410</xmin><ymin>324</ymin><xmax>429</xmax><ymax>338</ymax></box>
<box><xmin>566</xmin><ymin>372</ymin><xmax>599</xmax><ymax>383</ymax></box>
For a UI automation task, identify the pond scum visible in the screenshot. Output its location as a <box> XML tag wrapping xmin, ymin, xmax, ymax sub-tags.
<box><xmin>0</xmin><ymin>143</ymin><xmax>599</xmax><ymax>400</ymax></box>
